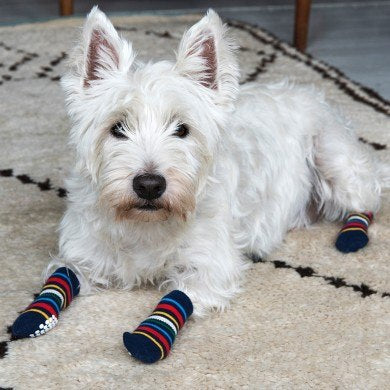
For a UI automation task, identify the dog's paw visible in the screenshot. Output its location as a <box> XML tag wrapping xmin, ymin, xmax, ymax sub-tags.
<box><xmin>12</xmin><ymin>312</ymin><xmax>58</xmax><ymax>339</ymax></box>
<box><xmin>335</xmin><ymin>230</ymin><xmax>369</xmax><ymax>253</ymax></box>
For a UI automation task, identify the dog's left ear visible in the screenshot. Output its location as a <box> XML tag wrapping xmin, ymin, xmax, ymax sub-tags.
<box><xmin>175</xmin><ymin>10</ymin><xmax>239</xmax><ymax>109</ymax></box>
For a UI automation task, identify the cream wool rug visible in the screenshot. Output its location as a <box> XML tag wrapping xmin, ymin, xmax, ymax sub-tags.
<box><xmin>0</xmin><ymin>14</ymin><xmax>389</xmax><ymax>389</ymax></box>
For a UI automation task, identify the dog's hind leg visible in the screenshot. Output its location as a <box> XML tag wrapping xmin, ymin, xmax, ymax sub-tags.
<box><xmin>311</xmin><ymin>110</ymin><xmax>381</xmax><ymax>253</ymax></box>
<box><xmin>11</xmin><ymin>266</ymin><xmax>80</xmax><ymax>339</ymax></box>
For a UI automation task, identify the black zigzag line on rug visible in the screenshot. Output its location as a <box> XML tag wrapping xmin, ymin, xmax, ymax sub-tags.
<box><xmin>0</xmin><ymin>40</ymin><xmax>39</xmax><ymax>85</ymax></box>
<box><xmin>114</xmin><ymin>25</ymin><xmax>138</xmax><ymax>32</ymax></box>
<box><xmin>0</xmin><ymin>50</ymin><xmax>67</xmax><ymax>85</ymax></box>
<box><xmin>35</xmin><ymin>51</ymin><xmax>67</xmax><ymax>81</ymax></box>
<box><xmin>6</xmin><ymin>326</ymin><xmax>17</xmax><ymax>342</ymax></box>
<box><xmin>0</xmin><ymin>169</ymin><xmax>67</xmax><ymax>198</ymax></box>
<box><xmin>0</xmin><ymin>340</ymin><xmax>12</xmax><ymax>387</ymax></box>
<box><xmin>0</xmin><ymin>41</ymin><xmax>38</xmax><ymax>57</ymax></box>
<box><xmin>240</xmin><ymin>52</ymin><xmax>277</xmax><ymax>84</ymax></box>
<box><xmin>115</xmin><ymin>25</ymin><xmax>175</xmax><ymax>40</ymax></box>
<box><xmin>145</xmin><ymin>29</ymin><xmax>174</xmax><ymax>39</ymax></box>
<box><xmin>248</xmin><ymin>253</ymin><xmax>390</xmax><ymax>299</ymax></box>
<box><xmin>8</xmin><ymin>52</ymin><xmax>39</xmax><ymax>72</ymax></box>
<box><xmin>114</xmin><ymin>25</ymin><xmax>175</xmax><ymax>40</ymax></box>
<box><xmin>226</xmin><ymin>20</ymin><xmax>390</xmax><ymax>117</ymax></box>
<box><xmin>0</xmin><ymin>341</ymin><xmax>8</xmax><ymax>358</ymax></box>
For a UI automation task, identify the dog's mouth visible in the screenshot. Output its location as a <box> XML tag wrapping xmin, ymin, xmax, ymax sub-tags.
<box><xmin>116</xmin><ymin>200</ymin><xmax>170</xmax><ymax>222</ymax></box>
<box><xmin>135</xmin><ymin>202</ymin><xmax>162</xmax><ymax>211</ymax></box>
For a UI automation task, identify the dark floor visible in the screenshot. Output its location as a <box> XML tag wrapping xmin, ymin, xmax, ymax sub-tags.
<box><xmin>1</xmin><ymin>0</ymin><xmax>389</xmax><ymax>99</ymax></box>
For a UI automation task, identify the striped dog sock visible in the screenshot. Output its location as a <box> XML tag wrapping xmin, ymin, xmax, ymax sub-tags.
<box><xmin>335</xmin><ymin>212</ymin><xmax>373</xmax><ymax>253</ymax></box>
<box><xmin>12</xmin><ymin>267</ymin><xmax>80</xmax><ymax>339</ymax></box>
<box><xmin>123</xmin><ymin>290</ymin><xmax>193</xmax><ymax>364</ymax></box>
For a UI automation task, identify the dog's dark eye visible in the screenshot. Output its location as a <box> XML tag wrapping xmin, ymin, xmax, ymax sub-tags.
<box><xmin>110</xmin><ymin>122</ymin><xmax>127</xmax><ymax>139</ymax></box>
<box><xmin>175</xmin><ymin>124</ymin><xmax>189</xmax><ymax>138</ymax></box>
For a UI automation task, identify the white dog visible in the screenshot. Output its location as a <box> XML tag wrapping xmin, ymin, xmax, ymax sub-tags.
<box><xmin>42</xmin><ymin>7</ymin><xmax>381</xmax><ymax>318</ymax></box>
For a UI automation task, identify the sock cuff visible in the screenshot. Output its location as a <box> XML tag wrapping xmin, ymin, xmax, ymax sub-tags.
<box><xmin>162</xmin><ymin>290</ymin><xmax>193</xmax><ymax>319</ymax></box>
<box><xmin>48</xmin><ymin>267</ymin><xmax>81</xmax><ymax>298</ymax></box>
<box><xmin>346</xmin><ymin>212</ymin><xmax>373</xmax><ymax>224</ymax></box>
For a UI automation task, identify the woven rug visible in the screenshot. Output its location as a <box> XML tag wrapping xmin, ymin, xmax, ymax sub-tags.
<box><xmin>0</xmin><ymin>14</ymin><xmax>389</xmax><ymax>389</ymax></box>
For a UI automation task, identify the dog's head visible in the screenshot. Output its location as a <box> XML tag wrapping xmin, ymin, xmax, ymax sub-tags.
<box><xmin>63</xmin><ymin>7</ymin><xmax>239</xmax><ymax>222</ymax></box>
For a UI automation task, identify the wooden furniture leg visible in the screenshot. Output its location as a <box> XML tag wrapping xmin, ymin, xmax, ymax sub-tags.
<box><xmin>60</xmin><ymin>0</ymin><xmax>74</xmax><ymax>16</ymax></box>
<box><xmin>294</xmin><ymin>0</ymin><xmax>312</xmax><ymax>52</ymax></box>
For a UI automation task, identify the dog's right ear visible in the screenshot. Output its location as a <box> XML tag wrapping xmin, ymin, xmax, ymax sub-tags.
<box><xmin>63</xmin><ymin>7</ymin><xmax>134</xmax><ymax>93</ymax></box>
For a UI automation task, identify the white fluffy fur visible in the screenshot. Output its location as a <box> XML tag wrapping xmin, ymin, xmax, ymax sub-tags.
<box><xmin>47</xmin><ymin>7</ymin><xmax>381</xmax><ymax>316</ymax></box>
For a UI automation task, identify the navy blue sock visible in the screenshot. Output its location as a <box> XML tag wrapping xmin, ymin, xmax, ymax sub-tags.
<box><xmin>12</xmin><ymin>267</ymin><xmax>80</xmax><ymax>339</ymax></box>
<box><xmin>335</xmin><ymin>212</ymin><xmax>373</xmax><ymax>253</ymax></box>
<box><xmin>123</xmin><ymin>290</ymin><xmax>193</xmax><ymax>363</ymax></box>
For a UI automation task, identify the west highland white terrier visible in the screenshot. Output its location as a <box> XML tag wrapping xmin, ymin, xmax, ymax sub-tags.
<box><xmin>12</xmin><ymin>7</ymin><xmax>381</xmax><ymax>363</ymax></box>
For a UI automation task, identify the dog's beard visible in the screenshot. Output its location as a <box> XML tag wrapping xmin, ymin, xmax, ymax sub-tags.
<box><xmin>100</xmin><ymin>168</ymin><xmax>196</xmax><ymax>222</ymax></box>
<box><xmin>115</xmin><ymin>198</ymin><xmax>179</xmax><ymax>222</ymax></box>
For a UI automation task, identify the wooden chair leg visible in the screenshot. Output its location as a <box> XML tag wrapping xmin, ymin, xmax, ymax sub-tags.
<box><xmin>294</xmin><ymin>0</ymin><xmax>312</xmax><ymax>52</ymax></box>
<box><xmin>60</xmin><ymin>0</ymin><xmax>74</xmax><ymax>16</ymax></box>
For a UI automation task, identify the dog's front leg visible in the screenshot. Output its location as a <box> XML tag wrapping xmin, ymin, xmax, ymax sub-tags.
<box><xmin>168</xmin><ymin>219</ymin><xmax>249</xmax><ymax>317</ymax></box>
<box><xmin>123</xmin><ymin>217</ymin><xmax>248</xmax><ymax>363</ymax></box>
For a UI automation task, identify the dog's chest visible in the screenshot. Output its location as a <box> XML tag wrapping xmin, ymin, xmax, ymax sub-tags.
<box><xmin>114</xmin><ymin>221</ymin><xmax>186</xmax><ymax>271</ymax></box>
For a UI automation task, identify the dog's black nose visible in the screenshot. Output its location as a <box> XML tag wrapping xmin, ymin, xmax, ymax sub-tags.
<box><xmin>133</xmin><ymin>174</ymin><xmax>166</xmax><ymax>200</ymax></box>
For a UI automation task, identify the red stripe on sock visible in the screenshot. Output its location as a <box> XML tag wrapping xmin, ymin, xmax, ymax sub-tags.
<box><xmin>137</xmin><ymin>325</ymin><xmax>171</xmax><ymax>354</ymax></box>
<box><xmin>155</xmin><ymin>304</ymin><xmax>184</xmax><ymax>328</ymax></box>
<box><xmin>28</xmin><ymin>302</ymin><xmax>57</xmax><ymax>317</ymax></box>
<box><xmin>46</xmin><ymin>277</ymin><xmax>72</xmax><ymax>305</ymax></box>
<box><xmin>342</xmin><ymin>222</ymin><xmax>368</xmax><ymax>230</ymax></box>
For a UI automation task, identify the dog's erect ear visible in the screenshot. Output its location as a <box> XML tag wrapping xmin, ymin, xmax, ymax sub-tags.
<box><xmin>65</xmin><ymin>7</ymin><xmax>134</xmax><ymax>89</ymax></box>
<box><xmin>175</xmin><ymin>10</ymin><xmax>239</xmax><ymax>108</ymax></box>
